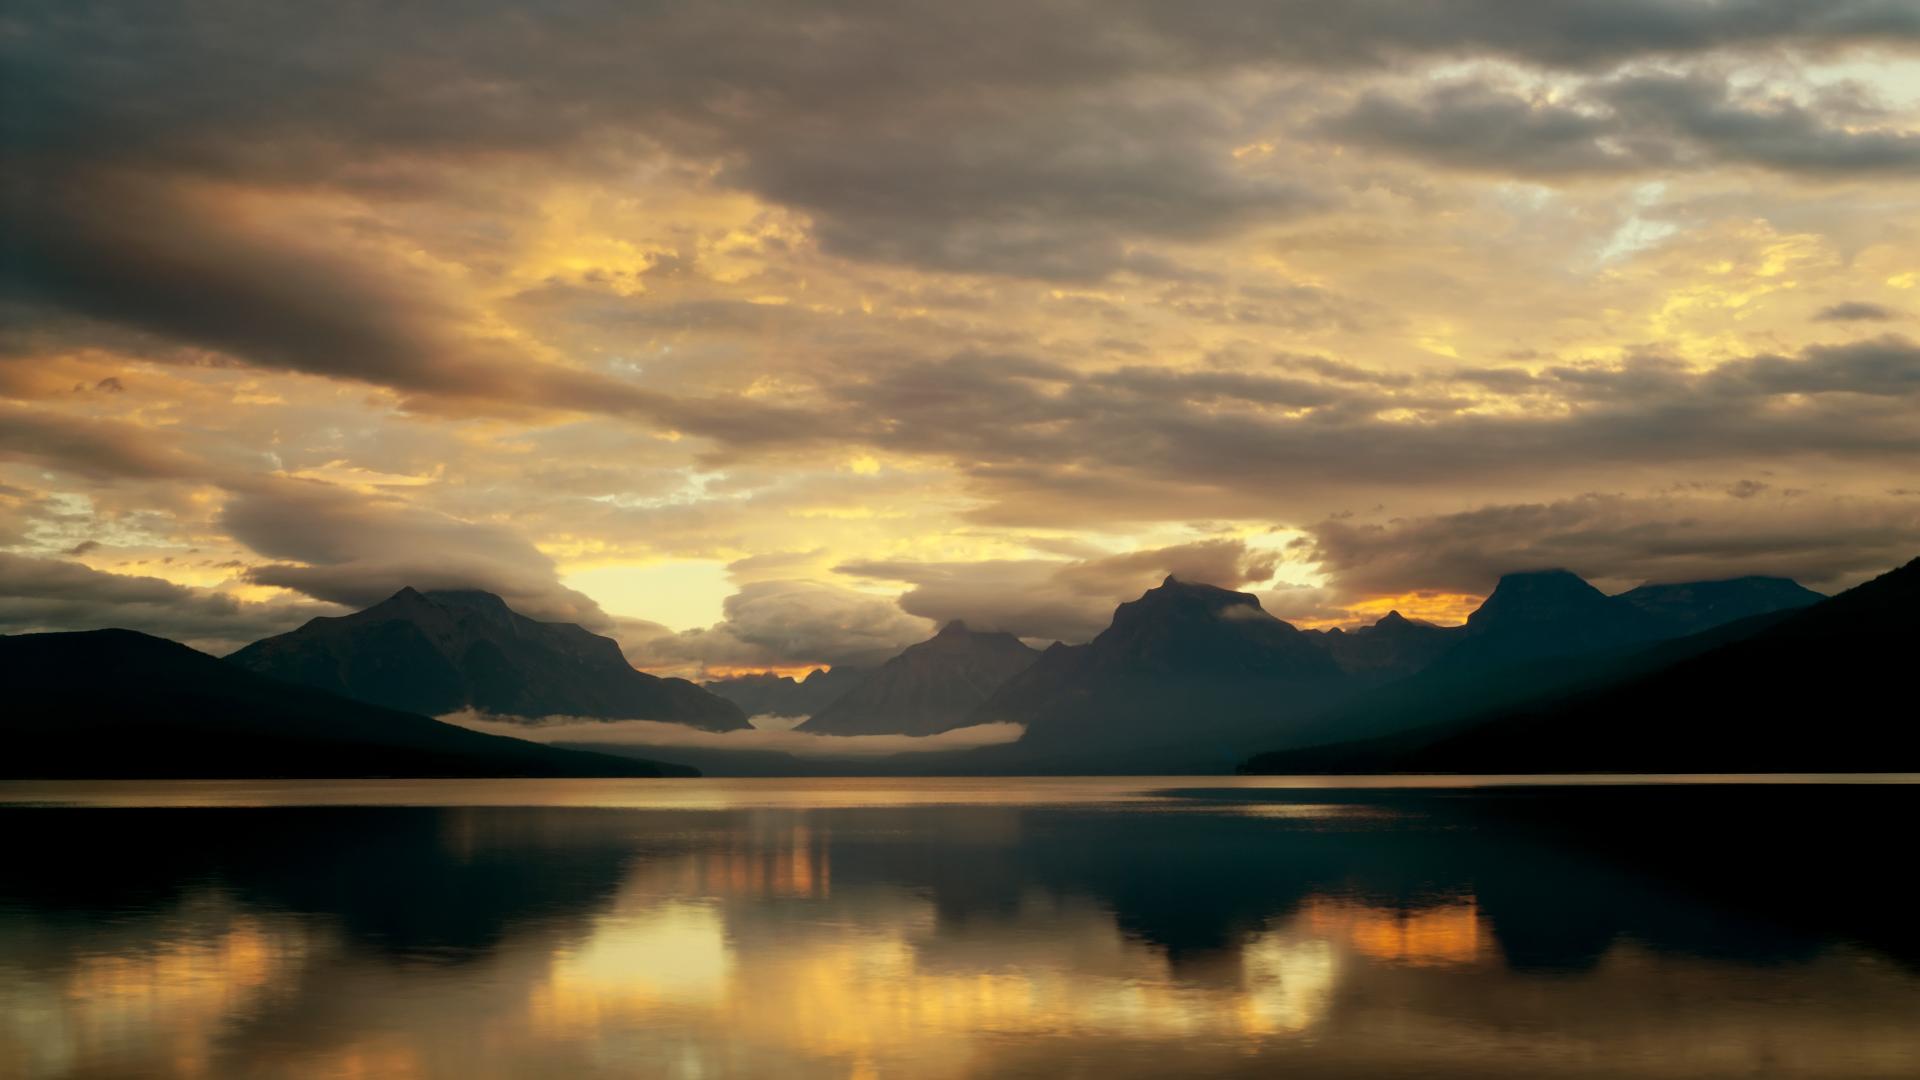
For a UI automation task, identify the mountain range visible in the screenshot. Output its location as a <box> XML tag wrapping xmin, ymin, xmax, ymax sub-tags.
<box><xmin>1241</xmin><ymin>558</ymin><xmax>1919</xmax><ymax>775</ymax></box>
<box><xmin>9</xmin><ymin>557</ymin><xmax>1896</xmax><ymax>777</ymax></box>
<box><xmin>1</xmin><ymin>629</ymin><xmax>695</xmax><ymax>778</ymax></box>
<box><xmin>229</xmin><ymin>587</ymin><xmax>746</xmax><ymax>729</ymax></box>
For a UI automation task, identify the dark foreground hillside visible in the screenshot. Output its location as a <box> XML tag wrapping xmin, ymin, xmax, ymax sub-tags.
<box><xmin>2</xmin><ymin>629</ymin><xmax>696</xmax><ymax>778</ymax></box>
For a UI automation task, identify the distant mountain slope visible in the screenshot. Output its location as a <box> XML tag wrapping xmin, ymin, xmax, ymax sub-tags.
<box><xmin>970</xmin><ymin>577</ymin><xmax>1349</xmax><ymax>771</ymax></box>
<box><xmin>1242</xmin><ymin>558</ymin><xmax>1920</xmax><ymax>775</ymax></box>
<box><xmin>1314</xmin><ymin>611</ymin><xmax>1461</xmax><ymax>681</ymax></box>
<box><xmin>2</xmin><ymin>629</ymin><xmax>696</xmax><ymax>778</ymax></box>
<box><xmin>1617</xmin><ymin>575</ymin><xmax>1824</xmax><ymax>634</ymax></box>
<box><xmin>704</xmin><ymin>665</ymin><xmax>869</xmax><ymax>719</ymax></box>
<box><xmin>229</xmin><ymin>588</ymin><xmax>746</xmax><ymax>729</ymax></box>
<box><xmin>797</xmin><ymin>621</ymin><xmax>1039</xmax><ymax>736</ymax></box>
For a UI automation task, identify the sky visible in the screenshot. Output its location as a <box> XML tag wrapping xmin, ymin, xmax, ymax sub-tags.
<box><xmin>5</xmin><ymin>2</ymin><xmax>1920</xmax><ymax>677</ymax></box>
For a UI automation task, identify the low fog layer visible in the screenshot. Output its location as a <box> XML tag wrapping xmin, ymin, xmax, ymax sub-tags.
<box><xmin>443</xmin><ymin>710</ymin><xmax>1025</xmax><ymax>759</ymax></box>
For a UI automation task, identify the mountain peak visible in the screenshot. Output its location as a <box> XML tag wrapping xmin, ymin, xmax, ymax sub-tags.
<box><xmin>1492</xmin><ymin>567</ymin><xmax>1592</xmax><ymax>589</ymax></box>
<box><xmin>421</xmin><ymin>588</ymin><xmax>514</xmax><ymax>617</ymax></box>
<box><xmin>1136</xmin><ymin>575</ymin><xmax>1258</xmax><ymax>607</ymax></box>
<box><xmin>1470</xmin><ymin>569</ymin><xmax>1610</xmax><ymax>622</ymax></box>
<box><xmin>228</xmin><ymin>588</ymin><xmax>747</xmax><ymax>729</ymax></box>
<box><xmin>797</xmin><ymin>619</ymin><xmax>1040</xmax><ymax>736</ymax></box>
<box><xmin>1376</xmin><ymin>610</ymin><xmax>1410</xmax><ymax>627</ymax></box>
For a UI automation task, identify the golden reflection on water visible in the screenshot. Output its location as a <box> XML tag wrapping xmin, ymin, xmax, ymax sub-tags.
<box><xmin>1298</xmin><ymin>897</ymin><xmax>1487</xmax><ymax>966</ymax></box>
<box><xmin>524</xmin><ymin>892</ymin><xmax>1344</xmax><ymax>1077</ymax></box>
<box><xmin>2</xmin><ymin>902</ymin><xmax>319</xmax><ymax>1080</ymax></box>
<box><xmin>6</xmin><ymin>785</ymin><xmax>1920</xmax><ymax>1078</ymax></box>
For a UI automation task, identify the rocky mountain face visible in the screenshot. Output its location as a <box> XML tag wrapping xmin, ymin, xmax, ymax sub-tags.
<box><xmin>3</xmin><ymin>629</ymin><xmax>694</xmax><ymax>778</ymax></box>
<box><xmin>227</xmin><ymin>587</ymin><xmax>747</xmax><ymax>729</ymax></box>
<box><xmin>797</xmin><ymin>621</ymin><xmax>1039</xmax><ymax>736</ymax></box>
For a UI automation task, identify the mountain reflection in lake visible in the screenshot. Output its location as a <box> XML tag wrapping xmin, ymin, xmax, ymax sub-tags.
<box><xmin>2</xmin><ymin>779</ymin><xmax>1917</xmax><ymax>1078</ymax></box>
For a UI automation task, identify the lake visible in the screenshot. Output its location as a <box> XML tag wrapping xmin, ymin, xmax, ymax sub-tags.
<box><xmin>3</xmin><ymin>776</ymin><xmax>1917</xmax><ymax>1078</ymax></box>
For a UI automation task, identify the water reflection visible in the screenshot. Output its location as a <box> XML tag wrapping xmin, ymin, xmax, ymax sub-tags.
<box><xmin>2</xmin><ymin>783</ymin><xmax>1918</xmax><ymax>1078</ymax></box>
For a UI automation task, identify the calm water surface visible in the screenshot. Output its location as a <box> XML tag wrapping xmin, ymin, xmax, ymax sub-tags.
<box><xmin>2</xmin><ymin>776</ymin><xmax>1916</xmax><ymax>1078</ymax></box>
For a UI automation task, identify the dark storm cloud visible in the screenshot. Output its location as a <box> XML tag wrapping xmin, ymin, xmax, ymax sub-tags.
<box><xmin>1324</xmin><ymin>71</ymin><xmax>1920</xmax><ymax>179</ymax></box>
<box><xmin>1303</xmin><ymin>491</ymin><xmax>1920</xmax><ymax>595</ymax></box>
<box><xmin>837</xmin><ymin>538</ymin><xmax>1280</xmax><ymax>642</ymax></box>
<box><xmin>0</xmin><ymin>551</ymin><xmax>323</xmax><ymax>649</ymax></box>
<box><xmin>1814</xmin><ymin>301</ymin><xmax>1903</xmax><ymax>322</ymax></box>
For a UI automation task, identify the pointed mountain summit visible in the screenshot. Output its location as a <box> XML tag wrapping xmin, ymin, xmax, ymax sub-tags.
<box><xmin>797</xmin><ymin>620</ymin><xmax>1040</xmax><ymax>736</ymax></box>
<box><xmin>228</xmin><ymin>587</ymin><xmax>747</xmax><ymax>729</ymax></box>
<box><xmin>970</xmin><ymin>577</ymin><xmax>1348</xmax><ymax>770</ymax></box>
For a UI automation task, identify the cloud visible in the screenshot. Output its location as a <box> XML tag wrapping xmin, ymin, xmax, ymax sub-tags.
<box><xmin>219</xmin><ymin>478</ymin><xmax>611</xmax><ymax>625</ymax></box>
<box><xmin>0</xmin><ymin>552</ymin><xmax>323</xmax><ymax>651</ymax></box>
<box><xmin>714</xmin><ymin>340</ymin><xmax>1920</xmax><ymax>527</ymax></box>
<box><xmin>444</xmin><ymin>710</ymin><xmax>1023</xmax><ymax>759</ymax></box>
<box><xmin>7</xmin><ymin>0</ymin><xmax>1920</xmax><ymax>672</ymax></box>
<box><xmin>724</xmin><ymin>86</ymin><xmax>1324</xmax><ymax>279</ymax></box>
<box><xmin>1322</xmin><ymin>71</ymin><xmax>1920</xmax><ymax>180</ymax></box>
<box><xmin>1303</xmin><ymin>490</ymin><xmax>1920</xmax><ymax>595</ymax></box>
<box><xmin>0</xmin><ymin>402</ymin><xmax>215</xmax><ymax>481</ymax></box>
<box><xmin>621</xmin><ymin>579</ymin><xmax>935</xmax><ymax>672</ymax></box>
<box><xmin>838</xmin><ymin>538</ymin><xmax>1280</xmax><ymax>641</ymax></box>
<box><xmin>1815</xmin><ymin>301</ymin><xmax>1902</xmax><ymax>322</ymax></box>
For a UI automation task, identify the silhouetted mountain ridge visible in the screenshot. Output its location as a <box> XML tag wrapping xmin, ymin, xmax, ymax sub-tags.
<box><xmin>1314</xmin><ymin>609</ymin><xmax>1461</xmax><ymax>680</ymax></box>
<box><xmin>702</xmin><ymin>665</ymin><xmax>870</xmax><ymax>719</ymax></box>
<box><xmin>1242</xmin><ymin>557</ymin><xmax>1920</xmax><ymax>774</ymax></box>
<box><xmin>1618</xmin><ymin>576</ymin><xmax>1825</xmax><ymax>634</ymax></box>
<box><xmin>229</xmin><ymin>587</ymin><xmax>746</xmax><ymax>729</ymax></box>
<box><xmin>963</xmin><ymin>577</ymin><xmax>1348</xmax><ymax>771</ymax></box>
